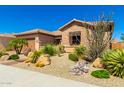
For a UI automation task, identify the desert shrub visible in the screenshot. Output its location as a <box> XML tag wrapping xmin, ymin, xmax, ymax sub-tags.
<box><xmin>8</xmin><ymin>54</ymin><xmax>19</xmax><ymax>60</ymax></box>
<box><xmin>101</xmin><ymin>49</ymin><xmax>124</xmax><ymax>78</ymax></box>
<box><xmin>68</xmin><ymin>53</ymin><xmax>78</xmax><ymax>62</ymax></box>
<box><xmin>0</xmin><ymin>51</ymin><xmax>3</xmax><ymax>58</ymax></box>
<box><xmin>91</xmin><ymin>70</ymin><xmax>110</xmax><ymax>79</ymax></box>
<box><xmin>58</xmin><ymin>45</ymin><xmax>65</xmax><ymax>53</ymax></box>
<box><xmin>42</xmin><ymin>44</ymin><xmax>56</xmax><ymax>56</ymax></box>
<box><xmin>5</xmin><ymin>47</ymin><xmax>12</xmax><ymax>51</ymax></box>
<box><xmin>0</xmin><ymin>49</ymin><xmax>7</xmax><ymax>58</ymax></box>
<box><xmin>74</xmin><ymin>45</ymin><xmax>86</xmax><ymax>59</ymax></box>
<box><xmin>56</xmin><ymin>45</ymin><xmax>65</xmax><ymax>56</ymax></box>
<box><xmin>24</xmin><ymin>50</ymin><xmax>43</xmax><ymax>63</ymax></box>
<box><xmin>31</xmin><ymin>50</ymin><xmax>43</xmax><ymax>63</ymax></box>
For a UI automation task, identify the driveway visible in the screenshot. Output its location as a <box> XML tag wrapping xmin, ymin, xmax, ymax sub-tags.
<box><xmin>0</xmin><ymin>64</ymin><xmax>97</xmax><ymax>87</ymax></box>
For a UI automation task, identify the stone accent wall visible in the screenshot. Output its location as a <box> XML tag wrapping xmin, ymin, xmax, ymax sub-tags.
<box><xmin>61</xmin><ymin>24</ymin><xmax>89</xmax><ymax>47</ymax></box>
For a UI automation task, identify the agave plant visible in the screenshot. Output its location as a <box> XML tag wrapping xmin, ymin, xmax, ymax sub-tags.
<box><xmin>101</xmin><ymin>49</ymin><xmax>124</xmax><ymax>78</ymax></box>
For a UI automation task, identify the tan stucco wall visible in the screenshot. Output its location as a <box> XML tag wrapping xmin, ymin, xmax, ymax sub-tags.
<box><xmin>38</xmin><ymin>34</ymin><xmax>54</xmax><ymax>46</ymax></box>
<box><xmin>0</xmin><ymin>37</ymin><xmax>14</xmax><ymax>49</ymax></box>
<box><xmin>16</xmin><ymin>33</ymin><xmax>55</xmax><ymax>50</ymax></box>
<box><xmin>61</xmin><ymin>24</ymin><xmax>89</xmax><ymax>46</ymax></box>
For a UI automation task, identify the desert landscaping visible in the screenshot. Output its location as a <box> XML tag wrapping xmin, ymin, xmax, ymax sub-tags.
<box><xmin>1</xmin><ymin>52</ymin><xmax>124</xmax><ymax>87</ymax></box>
<box><xmin>0</xmin><ymin>14</ymin><xmax>124</xmax><ymax>87</ymax></box>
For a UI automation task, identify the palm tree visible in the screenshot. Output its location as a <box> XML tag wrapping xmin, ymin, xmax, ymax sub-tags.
<box><xmin>9</xmin><ymin>38</ymin><xmax>28</xmax><ymax>54</ymax></box>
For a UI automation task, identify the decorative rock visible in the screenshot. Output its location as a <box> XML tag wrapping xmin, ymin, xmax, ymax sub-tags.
<box><xmin>92</xmin><ymin>58</ymin><xmax>104</xmax><ymax>68</ymax></box>
<box><xmin>35</xmin><ymin>61</ymin><xmax>45</xmax><ymax>67</ymax></box>
<box><xmin>37</xmin><ymin>54</ymin><xmax>51</xmax><ymax>66</ymax></box>
<box><xmin>70</xmin><ymin>60</ymin><xmax>89</xmax><ymax>75</ymax></box>
<box><xmin>16</xmin><ymin>54</ymin><xmax>27</xmax><ymax>62</ymax></box>
<box><xmin>23</xmin><ymin>47</ymin><xmax>31</xmax><ymax>56</ymax></box>
<box><xmin>0</xmin><ymin>55</ymin><xmax>9</xmax><ymax>61</ymax></box>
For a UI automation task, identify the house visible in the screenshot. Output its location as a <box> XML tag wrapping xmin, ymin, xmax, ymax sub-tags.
<box><xmin>0</xmin><ymin>34</ymin><xmax>16</xmax><ymax>49</ymax></box>
<box><xmin>0</xmin><ymin>19</ymin><xmax>114</xmax><ymax>52</ymax></box>
<box><xmin>111</xmin><ymin>39</ymin><xmax>124</xmax><ymax>49</ymax></box>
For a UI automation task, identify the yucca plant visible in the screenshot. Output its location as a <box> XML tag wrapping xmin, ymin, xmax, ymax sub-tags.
<box><xmin>24</xmin><ymin>50</ymin><xmax>43</xmax><ymax>63</ymax></box>
<box><xmin>31</xmin><ymin>51</ymin><xmax>42</xmax><ymax>63</ymax></box>
<box><xmin>101</xmin><ymin>49</ymin><xmax>124</xmax><ymax>78</ymax></box>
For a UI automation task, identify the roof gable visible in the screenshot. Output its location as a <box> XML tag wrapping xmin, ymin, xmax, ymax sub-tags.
<box><xmin>58</xmin><ymin>19</ymin><xmax>93</xmax><ymax>31</ymax></box>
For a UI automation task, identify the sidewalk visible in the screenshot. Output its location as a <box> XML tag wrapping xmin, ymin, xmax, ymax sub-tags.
<box><xmin>0</xmin><ymin>64</ymin><xmax>97</xmax><ymax>87</ymax></box>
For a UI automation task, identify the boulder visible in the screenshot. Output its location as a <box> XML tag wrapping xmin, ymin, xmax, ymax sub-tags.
<box><xmin>16</xmin><ymin>54</ymin><xmax>27</xmax><ymax>62</ymax></box>
<box><xmin>70</xmin><ymin>60</ymin><xmax>89</xmax><ymax>75</ymax></box>
<box><xmin>37</xmin><ymin>54</ymin><xmax>51</xmax><ymax>65</ymax></box>
<box><xmin>35</xmin><ymin>61</ymin><xmax>45</xmax><ymax>67</ymax></box>
<box><xmin>35</xmin><ymin>54</ymin><xmax>51</xmax><ymax>67</ymax></box>
<box><xmin>23</xmin><ymin>48</ymin><xmax>31</xmax><ymax>56</ymax></box>
<box><xmin>0</xmin><ymin>55</ymin><xmax>9</xmax><ymax>61</ymax></box>
<box><xmin>92</xmin><ymin>58</ymin><xmax>104</xmax><ymax>68</ymax></box>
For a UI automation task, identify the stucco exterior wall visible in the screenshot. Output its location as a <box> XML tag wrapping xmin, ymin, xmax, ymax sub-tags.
<box><xmin>16</xmin><ymin>33</ymin><xmax>55</xmax><ymax>50</ymax></box>
<box><xmin>38</xmin><ymin>34</ymin><xmax>54</xmax><ymax>47</ymax></box>
<box><xmin>0</xmin><ymin>37</ymin><xmax>14</xmax><ymax>49</ymax></box>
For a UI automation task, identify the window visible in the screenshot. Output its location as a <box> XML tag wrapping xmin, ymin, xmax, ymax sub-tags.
<box><xmin>69</xmin><ymin>31</ymin><xmax>81</xmax><ymax>45</ymax></box>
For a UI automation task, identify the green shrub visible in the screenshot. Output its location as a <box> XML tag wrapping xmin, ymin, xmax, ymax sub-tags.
<box><xmin>68</xmin><ymin>53</ymin><xmax>78</xmax><ymax>62</ymax></box>
<box><xmin>8</xmin><ymin>54</ymin><xmax>19</xmax><ymax>60</ymax></box>
<box><xmin>101</xmin><ymin>49</ymin><xmax>124</xmax><ymax>78</ymax></box>
<box><xmin>42</xmin><ymin>44</ymin><xmax>56</xmax><ymax>56</ymax></box>
<box><xmin>0</xmin><ymin>49</ymin><xmax>6</xmax><ymax>58</ymax></box>
<box><xmin>75</xmin><ymin>45</ymin><xmax>86</xmax><ymax>59</ymax></box>
<box><xmin>56</xmin><ymin>45</ymin><xmax>65</xmax><ymax>57</ymax></box>
<box><xmin>58</xmin><ymin>45</ymin><xmax>65</xmax><ymax>53</ymax></box>
<box><xmin>5</xmin><ymin>47</ymin><xmax>12</xmax><ymax>51</ymax></box>
<box><xmin>0</xmin><ymin>51</ymin><xmax>3</xmax><ymax>58</ymax></box>
<box><xmin>31</xmin><ymin>50</ymin><xmax>43</xmax><ymax>63</ymax></box>
<box><xmin>91</xmin><ymin>70</ymin><xmax>110</xmax><ymax>79</ymax></box>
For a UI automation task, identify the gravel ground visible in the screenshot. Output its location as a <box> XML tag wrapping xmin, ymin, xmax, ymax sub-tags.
<box><xmin>2</xmin><ymin>53</ymin><xmax>124</xmax><ymax>87</ymax></box>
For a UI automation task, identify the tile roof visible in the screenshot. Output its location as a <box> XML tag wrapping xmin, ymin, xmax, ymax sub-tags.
<box><xmin>0</xmin><ymin>34</ymin><xmax>16</xmax><ymax>38</ymax></box>
<box><xmin>15</xmin><ymin>29</ymin><xmax>55</xmax><ymax>36</ymax></box>
<box><xmin>51</xmin><ymin>30</ymin><xmax>62</xmax><ymax>36</ymax></box>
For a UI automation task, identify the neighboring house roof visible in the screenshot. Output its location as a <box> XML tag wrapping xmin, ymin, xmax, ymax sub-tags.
<box><xmin>111</xmin><ymin>39</ymin><xmax>119</xmax><ymax>43</ymax></box>
<box><xmin>0</xmin><ymin>34</ymin><xmax>16</xmax><ymax>38</ymax></box>
<box><xmin>58</xmin><ymin>19</ymin><xmax>93</xmax><ymax>31</ymax></box>
<box><xmin>15</xmin><ymin>29</ymin><xmax>55</xmax><ymax>36</ymax></box>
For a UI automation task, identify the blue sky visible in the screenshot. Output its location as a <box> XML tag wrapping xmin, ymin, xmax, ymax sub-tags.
<box><xmin>0</xmin><ymin>5</ymin><xmax>123</xmax><ymax>40</ymax></box>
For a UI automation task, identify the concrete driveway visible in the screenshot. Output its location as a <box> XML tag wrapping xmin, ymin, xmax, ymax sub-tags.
<box><xmin>0</xmin><ymin>64</ymin><xmax>97</xmax><ymax>87</ymax></box>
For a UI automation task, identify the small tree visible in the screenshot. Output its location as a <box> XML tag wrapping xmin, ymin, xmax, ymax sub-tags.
<box><xmin>9</xmin><ymin>38</ymin><xmax>28</xmax><ymax>54</ymax></box>
<box><xmin>85</xmin><ymin>14</ymin><xmax>114</xmax><ymax>62</ymax></box>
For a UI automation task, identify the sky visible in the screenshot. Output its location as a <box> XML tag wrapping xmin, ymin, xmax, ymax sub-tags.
<box><xmin>0</xmin><ymin>5</ymin><xmax>123</xmax><ymax>40</ymax></box>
